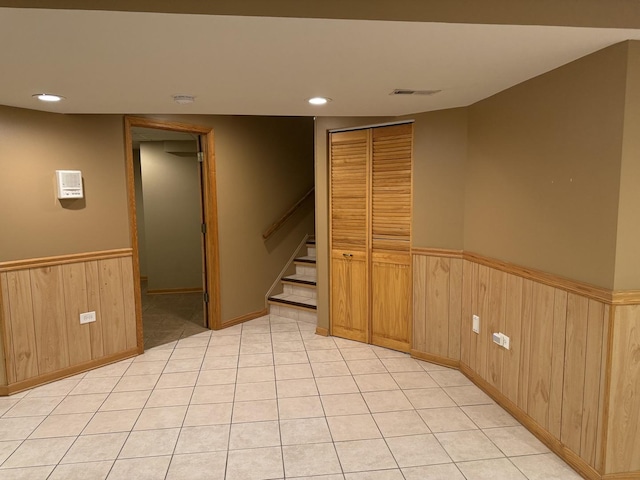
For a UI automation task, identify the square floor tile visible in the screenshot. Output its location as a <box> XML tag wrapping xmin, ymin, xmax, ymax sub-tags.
<box><xmin>107</xmin><ymin>455</ymin><xmax>171</xmax><ymax>480</ymax></box>
<box><xmin>273</xmin><ymin>351</ymin><xmax>309</xmax><ymax>365</ymax></box>
<box><xmin>226</xmin><ymin>447</ymin><xmax>283</xmax><ymax>480</ymax></box>
<box><xmin>29</xmin><ymin>413</ymin><xmax>92</xmax><ymax>438</ymax></box>
<box><xmin>26</xmin><ymin>378</ymin><xmax>82</xmax><ymax>397</ymax></box>
<box><xmin>0</xmin><ymin>465</ymin><xmax>54</xmax><ymax>479</ymax></box>
<box><xmin>272</xmin><ymin>341</ymin><xmax>305</xmax><ymax>353</ymax></box>
<box><xmin>69</xmin><ymin>378</ymin><xmax>119</xmax><ymax>396</ymax></box>
<box><xmin>334</xmin><ymin>439</ymin><xmax>397</xmax><ymax>473</ymax></box>
<box><xmin>170</xmin><ymin>347</ymin><xmax>206</xmax><ymax>360</ymax></box>
<box><xmin>339</xmin><ymin>347</ymin><xmax>378</xmax><ymax>361</ymax></box>
<box><xmin>190</xmin><ymin>385</ymin><xmax>235</xmax><ymax>404</ymax></box>
<box><xmin>417</xmin><ymin>407</ymin><xmax>478</xmax><ymax>433</ymax></box>
<box><xmin>280</xmin><ymin>418</ymin><xmax>332</xmax><ymax>445</ymax></box>
<box><xmin>315</xmin><ymin>376</ymin><xmax>359</xmax><ymax>395</ymax></box>
<box><xmin>345</xmin><ymin>470</ymin><xmax>404</xmax><ymax>480</ymax></box>
<box><xmin>99</xmin><ymin>391</ymin><xmax>151</xmax><ymax>412</ymax></box>
<box><xmin>483</xmin><ymin>426</ymin><xmax>550</xmax><ymax>456</ymax></box>
<box><xmin>373</xmin><ymin>410</ymin><xmax>430</xmax><ymax>437</ymax></box>
<box><xmin>49</xmin><ymin>460</ymin><xmax>113</xmax><ymax>480</ymax></box>
<box><xmin>435</xmin><ymin>430</ymin><xmax>504</xmax><ymax>462</ymax></box>
<box><xmin>232</xmin><ymin>399</ymin><xmax>278</xmax><ymax>423</ymax></box>
<box><xmin>353</xmin><ymin>374</ymin><xmax>399</xmax><ymax>392</ymax></box>
<box><xmin>201</xmin><ymin>355</ymin><xmax>238</xmax><ymax>370</ymax></box>
<box><xmin>119</xmin><ymin>428</ymin><xmax>179</xmax><ymax>458</ymax></box>
<box><xmin>391</xmin><ymin>372</ymin><xmax>438</xmax><ymax>389</ymax></box>
<box><xmin>184</xmin><ymin>403</ymin><xmax>232</xmax><ymax>426</ymax></box>
<box><xmin>155</xmin><ymin>372</ymin><xmax>198</xmax><ymax>389</ymax></box>
<box><xmin>234</xmin><ymin>381</ymin><xmax>276</xmax><ymax>402</ymax></box>
<box><xmin>53</xmin><ymin>394</ymin><xmax>107</xmax><ymax>415</ymax></box>
<box><xmin>112</xmin><ymin>374</ymin><xmax>159</xmax><ymax>392</ymax></box>
<box><xmin>327</xmin><ymin>414</ymin><xmax>382</xmax><ymax>442</ymax></box>
<box><xmin>510</xmin><ymin>453</ymin><xmax>583</xmax><ymax>479</ymax></box>
<box><xmin>0</xmin><ymin>440</ymin><xmax>21</xmax><ymax>464</ymax></box>
<box><xmin>229</xmin><ymin>421</ymin><xmax>280</xmax><ymax>449</ymax></box>
<box><xmin>236</xmin><ymin>366</ymin><xmax>275</xmax><ymax>384</ymax></box>
<box><xmin>133</xmin><ymin>406</ymin><xmax>187</xmax><ymax>430</ymax></box>
<box><xmin>3</xmin><ymin>397</ymin><xmax>65</xmax><ymax>417</ymax></box>
<box><xmin>307</xmin><ymin>349</ymin><xmax>343</xmax><ymax>363</ymax></box>
<box><xmin>240</xmin><ymin>343</ymin><xmax>273</xmax><ymax>355</ymax></box>
<box><xmin>83</xmin><ymin>409</ymin><xmax>141</xmax><ymax>434</ymax></box>
<box><xmin>1</xmin><ymin>437</ymin><xmax>75</xmax><ymax>468</ymax></box>
<box><xmin>196</xmin><ymin>368</ymin><xmax>237</xmax><ymax>386</ymax></box>
<box><xmin>462</xmin><ymin>405</ymin><xmax>519</xmax><ymax>429</ymax></box>
<box><xmin>312</xmin><ymin>361</ymin><xmax>351</xmax><ymax>378</ymax></box>
<box><xmin>428</xmin><ymin>370</ymin><xmax>473</xmax><ymax>387</ymax></box>
<box><xmin>163</xmin><ymin>358</ymin><xmax>203</xmax><ymax>374</ymax></box>
<box><xmin>124</xmin><ymin>360</ymin><xmax>166</xmax><ymax>376</ymax></box>
<box><xmin>175</xmin><ymin>425</ymin><xmax>230</xmax><ymax>454</ymax></box>
<box><xmin>457</xmin><ymin>458</ymin><xmax>526</xmax><ymax>479</ymax></box>
<box><xmin>402</xmin><ymin>463</ymin><xmax>465</xmax><ymax>480</ymax></box>
<box><xmin>277</xmin><ymin>378</ymin><xmax>318</xmax><ymax>398</ymax></box>
<box><xmin>380</xmin><ymin>358</ymin><xmax>424</xmax><ymax>373</ymax></box>
<box><xmin>275</xmin><ymin>364</ymin><xmax>313</xmax><ymax>380</ymax></box>
<box><xmin>283</xmin><ymin>443</ymin><xmax>342</xmax><ymax>477</ymax></box>
<box><xmin>363</xmin><ymin>390</ymin><xmax>413</xmax><ymax>413</ymax></box>
<box><xmin>238</xmin><ymin>354</ymin><xmax>274</xmax><ymax>368</ymax></box>
<box><xmin>404</xmin><ymin>388</ymin><xmax>456</xmax><ymax>409</ymax></box>
<box><xmin>278</xmin><ymin>396</ymin><xmax>324</xmax><ymax>420</ymax></box>
<box><xmin>207</xmin><ymin>344</ymin><xmax>241</xmax><ymax>357</ymax></box>
<box><xmin>444</xmin><ymin>386</ymin><xmax>493</xmax><ymax>406</ymax></box>
<box><xmin>61</xmin><ymin>432</ymin><xmax>128</xmax><ymax>463</ymax></box>
<box><xmin>166</xmin><ymin>452</ymin><xmax>227</xmax><ymax>480</ymax></box>
<box><xmin>146</xmin><ymin>387</ymin><xmax>193</xmax><ymax>407</ymax></box>
<box><xmin>347</xmin><ymin>359</ymin><xmax>387</xmax><ymax>375</ymax></box>
<box><xmin>321</xmin><ymin>393</ymin><xmax>369</xmax><ymax>416</ymax></box>
<box><xmin>386</xmin><ymin>434</ymin><xmax>451</xmax><ymax>467</ymax></box>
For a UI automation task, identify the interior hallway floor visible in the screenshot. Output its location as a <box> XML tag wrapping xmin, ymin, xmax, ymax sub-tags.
<box><xmin>141</xmin><ymin>281</ymin><xmax>208</xmax><ymax>349</ymax></box>
<box><xmin>0</xmin><ymin>315</ymin><xmax>583</xmax><ymax>480</ymax></box>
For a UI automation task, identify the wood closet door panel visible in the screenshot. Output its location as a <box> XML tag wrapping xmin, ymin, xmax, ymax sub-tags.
<box><xmin>370</xmin><ymin>124</ymin><xmax>413</xmax><ymax>350</ymax></box>
<box><xmin>371</xmin><ymin>252</ymin><xmax>411</xmax><ymax>352</ymax></box>
<box><xmin>331</xmin><ymin>251</ymin><xmax>368</xmax><ymax>342</ymax></box>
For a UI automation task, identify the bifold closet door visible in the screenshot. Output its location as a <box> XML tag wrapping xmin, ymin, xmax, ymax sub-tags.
<box><xmin>370</xmin><ymin>124</ymin><xmax>413</xmax><ymax>352</ymax></box>
<box><xmin>329</xmin><ymin>129</ymin><xmax>369</xmax><ymax>342</ymax></box>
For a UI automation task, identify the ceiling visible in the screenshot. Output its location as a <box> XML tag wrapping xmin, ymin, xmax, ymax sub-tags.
<box><xmin>2</xmin><ymin>7</ymin><xmax>640</xmax><ymax>117</ymax></box>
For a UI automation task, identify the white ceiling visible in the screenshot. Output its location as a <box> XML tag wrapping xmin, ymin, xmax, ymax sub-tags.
<box><xmin>2</xmin><ymin>7</ymin><xmax>640</xmax><ymax>117</ymax></box>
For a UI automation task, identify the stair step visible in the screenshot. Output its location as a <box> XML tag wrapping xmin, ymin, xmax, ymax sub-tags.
<box><xmin>268</xmin><ymin>294</ymin><xmax>317</xmax><ymax>311</ymax></box>
<box><xmin>294</xmin><ymin>256</ymin><xmax>316</xmax><ymax>265</ymax></box>
<box><xmin>282</xmin><ymin>277</ymin><xmax>316</xmax><ymax>288</ymax></box>
<box><xmin>306</xmin><ymin>238</ymin><xmax>315</xmax><ymax>246</ymax></box>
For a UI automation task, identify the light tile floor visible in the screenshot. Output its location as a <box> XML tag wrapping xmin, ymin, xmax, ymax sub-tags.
<box><xmin>0</xmin><ymin>315</ymin><xmax>584</xmax><ymax>479</ymax></box>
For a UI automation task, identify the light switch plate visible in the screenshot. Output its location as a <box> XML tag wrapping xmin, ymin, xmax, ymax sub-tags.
<box><xmin>472</xmin><ymin>315</ymin><xmax>480</xmax><ymax>334</ymax></box>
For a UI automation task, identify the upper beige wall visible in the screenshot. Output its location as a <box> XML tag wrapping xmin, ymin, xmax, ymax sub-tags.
<box><xmin>614</xmin><ymin>41</ymin><xmax>640</xmax><ymax>290</ymax></box>
<box><xmin>0</xmin><ymin>106</ymin><xmax>130</xmax><ymax>262</ymax></box>
<box><xmin>405</xmin><ymin>109</ymin><xmax>467</xmax><ymax>249</ymax></box>
<box><xmin>466</xmin><ymin>42</ymin><xmax>628</xmax><ymax>289</ymax></box>
<box><xmin>139</xmin><ymin>142</ymin><xmax>202</xmax><ymax>291</ymax></box>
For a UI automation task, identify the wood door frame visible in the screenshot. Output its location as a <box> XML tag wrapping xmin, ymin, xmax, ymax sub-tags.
<box><xmin>124</xmin><ymin>116</ymin><xmax>222</xmax><ymax>353</ymax></box>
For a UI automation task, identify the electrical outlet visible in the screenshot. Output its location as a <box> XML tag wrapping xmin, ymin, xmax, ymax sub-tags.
<box><xmin>80</xmin><ymin>311</ymin><xmax>96</xmax><ymax>324</ymax></box>
<box><xmin>492</xmin><ymin>332</ymin><xmax>503</xmax><ymax>346</ymax></box>
<box><xmin>472</xmin><ymin>315</ymin><xmax>480</xmax><ymax>334</ymax></box>
<box><xmin>502</xmin><ymin>333</ymin><xmax>510</xmax><ymax>350</ymax></box>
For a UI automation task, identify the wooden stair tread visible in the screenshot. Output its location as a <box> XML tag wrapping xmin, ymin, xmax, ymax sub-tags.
<box><xmin>268</xmin><ymin>296</ymin><xmax>317</xmax><ymax>311</ymax></box>
<box><xmin>282</xmin><ymin>276</ymin><xmax>317</xmax><ymax>287</ymax></box>
<box><xmin>294</xmin><ymin>256</ymin><xmax>316</xmax><ymax>264</ymax></box>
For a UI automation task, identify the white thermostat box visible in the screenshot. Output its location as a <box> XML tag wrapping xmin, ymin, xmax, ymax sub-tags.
<box><xmin>56</xmin><ymin>170</ymin><xmax>83</xmax><ymax>199</ymax></box>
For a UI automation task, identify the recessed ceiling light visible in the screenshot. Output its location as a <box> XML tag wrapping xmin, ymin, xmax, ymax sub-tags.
<box><xmin>173</xmin><ymin>94</ymin><xmax>195</xmax><ymax>105</ymax></box>
<box><xmin>33</xmin><ymin>93</ymin><xmax>64</xmax><ymax>102</ymax></box>
<box><xmin>308</xmin><ymin>97</ymin><xmax>331</xmax><ymax>105</ymax></box>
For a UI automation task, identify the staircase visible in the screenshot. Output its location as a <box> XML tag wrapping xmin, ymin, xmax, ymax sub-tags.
<box><xmin>268</xmin><ymin>239</ymin><xmax>317</xmax><ymax>324</ymax></box>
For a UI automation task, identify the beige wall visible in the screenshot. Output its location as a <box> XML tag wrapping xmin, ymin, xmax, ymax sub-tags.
<box><xmin>614</xmin><ymin>42</ymin><xmax>640</xmax><ymax>290</ymax></box>
<box><xmin>139</xmin><ymin>142</ymin><xmax>202</xmax><ymax>291</ymax></box>
<box><xmin>0</xmin><ymin>107</ymin><xmax>130</xmax><ymax>261</ymax></box>
<box><xmin>405</xmin><ymin>109</ymin><xmax>467</xmax><ymax>249</ymax></box>
<box><xmin>465</xmin><ymin>42</ymin><xmax>628</xmax><ymax>289</ymax></box>
<box><xmin>0</xmin><ymin>108</ymin><xmax>314</xmax><ymax>323</ymax></box>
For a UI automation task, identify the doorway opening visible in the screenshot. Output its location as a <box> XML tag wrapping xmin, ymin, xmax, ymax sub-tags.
<box><xmin>124</xmin><ymin>117</ymin><xmax>221</xmax><ymax>352</ymax></box>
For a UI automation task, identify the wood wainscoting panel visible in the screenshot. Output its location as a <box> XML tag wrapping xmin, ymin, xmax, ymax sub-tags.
<box><xmin>448</xmin><ymin>258</ymin><xmax>463</xmax><ymax>361</ymax></box>
<box><xmin>503</xmin><ymin>274</ymin><xmax>523</xmax><ymax>406</ymax></box>
<box><xmin>425</xmin><ymin>256</ymin><xmax>450</xmax><ymax>357</ymax></box>
<box><xmin>61</xmin><ymin>263</ymin><xmax>92</xmax><ymax>366</ymax></box>
<box><xmin>0</xmin><ymin>270</ymin><xmax>38</xmax><ymax>383</ymax></box>
<box><xmin>412</xmin><ymin>255</ymin><xmax>427</xmax><ymax>352</ymax></box>
<box><xmin>549</xmin><ymin>289</ymin><xmax>568</xmax><ymax>439</ymax></box>
<box><xmin>486</xmin><ymin>268</ymin><xmax>506</xmax><ymax>391</ymax></box>
<box><xmin>605</xmin><ymin>304</ymin><xmax>640</xmax><ymax>474</ymax></box>
<box><xmin>0</xmin><ymin>249</ymin><xmax>137</xmax><ymax>393</ymax></box>
<box><xmin>459</xmin><ymin>260</ymin><xmax>473</xmax><ymax>367</ymax></box>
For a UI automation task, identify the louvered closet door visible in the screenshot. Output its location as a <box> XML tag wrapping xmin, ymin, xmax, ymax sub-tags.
<box><xmin>370</xmin><ymin>124</ymin><xmax>413</xmax><ymax>352</ymax></box>
<box><xmin>329</xmin><ymin>129</ymin><xmax>369</xmax><ymax>343</ymax></box>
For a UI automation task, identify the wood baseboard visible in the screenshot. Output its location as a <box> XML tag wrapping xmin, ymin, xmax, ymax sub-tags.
<box><xmin>315</xmin><ymin>326</ymin><xmax>329</xmax><ymax>336</ymax></box>
<box><xmin>218</xmin><ymin>308</ymin><xmax>268</xmax><ymax>330</ymax></box>
<box><xmin>459</xmin><ymin>363</ymin><xmax>602</xmax><ymax>480</ymax></box>
<box><xmin>411</xmin><ymin>349</ymin><xmax>460</xmax><ymax>369</ymax></box>
<box><xmin>603</xmin><ymin>472</ymin><xmax>640</xmax><ymax>479</ymax></box>
<box><xmin>3</xmin><ymin>348</ymin><xmax>138</xmax><ymax>396</ymax></box>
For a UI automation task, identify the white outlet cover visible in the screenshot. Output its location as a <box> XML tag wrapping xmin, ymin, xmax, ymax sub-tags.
<box><xmin>502</xmin><ymin>333</ymin><xmax>510</xmax><ymax>350</ymax></box>
<box><xmin>80</xmin><ymin>311</ymin><xmax>96</xmax><ymax>324</ymax></box>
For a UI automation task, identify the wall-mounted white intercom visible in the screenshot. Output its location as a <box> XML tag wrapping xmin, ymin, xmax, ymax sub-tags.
<box><xmin>56</xmin><ymin>170</ymin><xmax>83</xmax><ymax>199</ymax></box>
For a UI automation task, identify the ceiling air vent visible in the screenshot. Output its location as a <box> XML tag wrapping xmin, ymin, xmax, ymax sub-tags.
<box><xmin>390</xmin><ymin>89</ymin><xmax>441</xmax><ymax>96</ymax></box>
